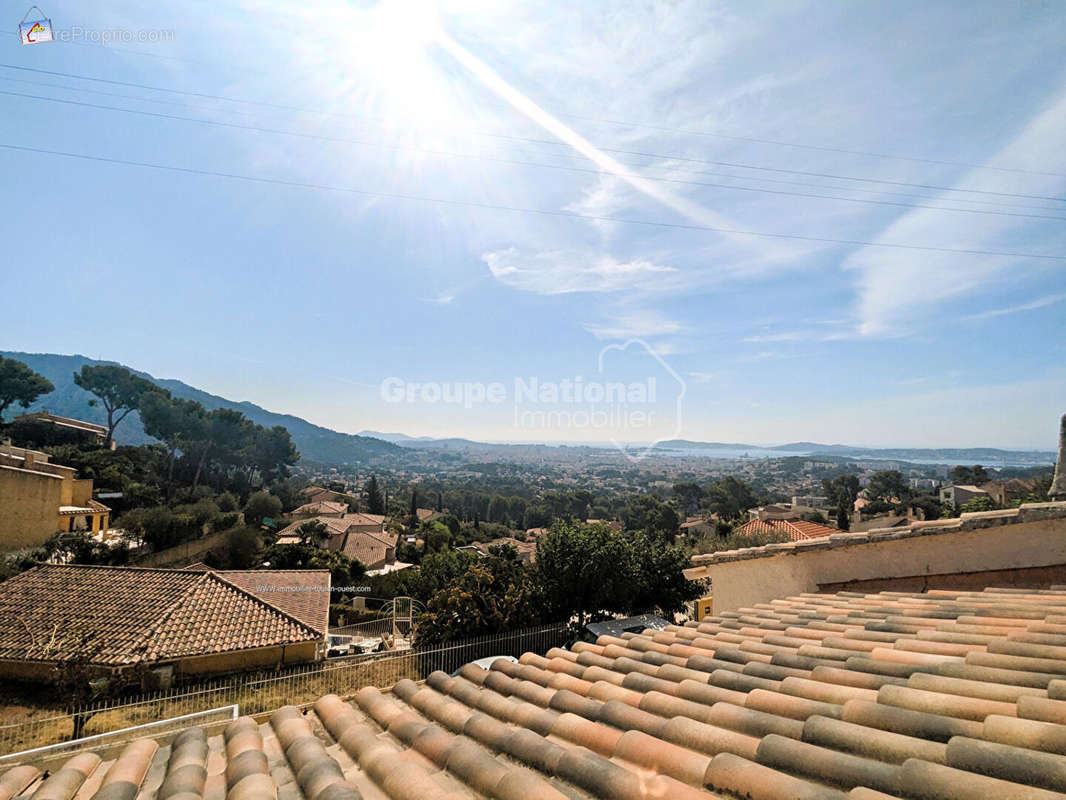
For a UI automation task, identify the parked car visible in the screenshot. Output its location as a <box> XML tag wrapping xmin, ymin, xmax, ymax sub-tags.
<box><xmin>327</xmin><ymin>635</ymin><xmax>354</xmax><ymax>657</ymax></box>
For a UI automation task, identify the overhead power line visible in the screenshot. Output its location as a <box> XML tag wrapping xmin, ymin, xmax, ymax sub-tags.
<box><xmin>552</xmin><ymin>111</ymin><xmax>1066</xmax><ymax>180</ymax></box>
<box><xmin>2</xmin><ymin>140</ymin><xmax>1063</xmax><ymax>262</ymax></box>
<box><xmin>3</xmin><ymin>88</ymin><xmax>1064</xmax><ymax>223</ymax></box>
<box><xmin>3</xmin><ymin>74</ymin><xmax>1058</xmax><ymax>215</ymax></box>
<box><xmin>3</xmin><ymin>56</ymin><xmax>1061</xmax><ymax>181</ymax></box>
<box><xmin>1</xmin><ymin>63</ymin><xmax>1063</xmax><ymax>205</ymax></box>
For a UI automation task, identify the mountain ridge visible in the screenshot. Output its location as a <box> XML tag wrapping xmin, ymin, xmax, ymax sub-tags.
<box><xmin>3</xmin><ymin>353</ymin><xmax>1055</xmax><ymax>467</ymax></box>
<box><xmin>1</xmin><ymin>352</ymin><xmax>402</xmax><ymax>464</ymax></box>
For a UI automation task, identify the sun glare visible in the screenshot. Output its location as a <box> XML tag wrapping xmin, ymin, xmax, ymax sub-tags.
<box><xmin>353</xmin><ymin>0</ymin><xmax>454</xmax><ymax>129</ymax></box>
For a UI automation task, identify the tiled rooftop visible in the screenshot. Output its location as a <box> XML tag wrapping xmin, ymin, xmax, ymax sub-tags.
<box><xmin>292</xmin><ymin>500</ymin><xmax>350</xmax><ymax>516</ymax></box>
<box><xmin>734</xmin><ymin>517</ymin><xmax>840</xmax><ymax>541</ymax></box>
<box><xmin>212</xmin><ymin>570</ymin><xmax>331</xmax><ymax>635</ymax></box>
<box><xmin>8</xmin><ymin>585</ymin><xmax>1066</xmax><ymax>797</ymax></box>
<box><xmin>0</xmin><ymin>565</ymin><xmax>323</xmax><ymax>666</ymax></box>
<box><xmin>340</xmin><ymin>531</ymin><xmax>393</xmax><ymax>568</ymax></box>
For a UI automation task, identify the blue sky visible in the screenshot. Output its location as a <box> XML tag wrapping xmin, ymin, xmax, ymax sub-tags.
<box><xmin>1</xmin><ymin>0</ymin><xmax>1064</xmax><ymax>449</ymax></box>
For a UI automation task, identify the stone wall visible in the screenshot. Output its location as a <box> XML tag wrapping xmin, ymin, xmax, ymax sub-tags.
<box><xmin>134</xmin><ymin>528</ymin><xmax>233</xmax><ymax>567</ymax></box>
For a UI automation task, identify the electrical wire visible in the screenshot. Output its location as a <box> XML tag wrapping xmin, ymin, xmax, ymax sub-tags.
<box><xmin>4</xmin><ymin>74</ymin><xmax>1061</xmax><ymax>214</ymax></box>
<box><xmin>2</xmin><ymin>140</ymin><xmax>1063</xmax><ymax>262</ymax></box>
<box><xmin>2</xmin><ymin>63</ymin><xmax>1063</xmax><ymax>204</ymax></box>
<box><xmin>3</xmin><ymin>88</ymin><xmax>1064</xmax><ymax>223</ymax></box>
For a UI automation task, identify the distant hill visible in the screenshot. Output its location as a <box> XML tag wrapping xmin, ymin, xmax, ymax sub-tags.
<box><xmin>656</xmin><ymin>439</ymin><xmax>765</xmax><ymax>450</ymax></box>
<box><xmin>1</xmin><ymin>352</ymin><xmax>402</xmax><ymax>465</ymax></box>
<box><xmin>358</xmin><ymin>430</ymin><xmax>487</xmax><ymax>449</ymax></box>
<box><xmin>655</xmin><ymin>438</ymin><xmax>1054</xmax><ymax>466</ymax></box>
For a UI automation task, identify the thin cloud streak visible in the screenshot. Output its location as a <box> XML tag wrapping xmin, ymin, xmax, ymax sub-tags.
<box><xmin>965</xmin><ymin>292</ymin><xmax>1066</xmax><ymax>321</ymax></box>
<box><xmin>583</xmin><ymin>310</ymin><xmax>682</xmax><ymax>340</ymax></box>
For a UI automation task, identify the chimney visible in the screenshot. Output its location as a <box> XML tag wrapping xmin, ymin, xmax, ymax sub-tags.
<box><xmin>1051</xmin><ymin>413</ymin><xmax>1066</xmax><ymax>501</ymax></box>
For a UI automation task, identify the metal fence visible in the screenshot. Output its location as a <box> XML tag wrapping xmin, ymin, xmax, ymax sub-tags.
<box><xmin>328</xmin><ymin>616</ymin><xmax>396</xmax><ymax>639</ymax></box>
<box><xmin>0</xmin><ymin>622</ymin><xmax>571</xmax><ymax>756</ymax></box>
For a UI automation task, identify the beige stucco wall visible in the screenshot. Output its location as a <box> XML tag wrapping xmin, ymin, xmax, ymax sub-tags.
<box><xmin>0</xmin><ymin>641</ymin><xmax>321</xmax><ymax>685</ymax></box>
<box><xmin>706</xmin><ymin>513</ymin><xmax>1066</xmax><ymax>614</ymax></box>
<box><xmin>0</xmin><ymin>466</ymin><xmax>63</xmax><ymax>551</ymax></box>
<box><xmin>176</xmin><ymin>640</ymin><xmax>320</xmax><ymax>676</ymax></box>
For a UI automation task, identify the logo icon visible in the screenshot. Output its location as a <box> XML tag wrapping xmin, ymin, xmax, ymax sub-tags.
<box><xmin>18</xmin><ymin>7</ymin><xmax>53</xmax><ymax>44</ymax></box>
<box><xmin>596</xmin><ymin>338</ymin><xmax>686</xmax><ymax>462</ymax></box>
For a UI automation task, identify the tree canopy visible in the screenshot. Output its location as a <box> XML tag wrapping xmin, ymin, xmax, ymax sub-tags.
<box><xmin>702</xmin><ymin>476</ymin><xmax>758</xmax><ymax>521</ymax></box>
<box><xmin>416</xmin><ymin>544</ymin><xmax>542</xmax><ymax>644</ymax></box>
<box><xmin>535</xmin><ymin>522</ymin><xmax>700</xmax><ymax>630</ymax></box>
<box><xmin>138</xmin><ymin>391</ymin><xmax>298</xmax><ymax>494</ymax></box>
<box><xmin>73</xmin><ymin>365</ymin><xmax>156</xmax><ymax>445</ymax></box>
<box><xmin>621</xmin><ymin>494</ymin><xmax>681</xmax><ymax>543</ymax></box>
<box><xmin>261</xmin><ymin>542</ymin><xmax>366</xmax><ymax>600</ymax></box>
<box><xmin>0</xmin><ymin>356</ymin><xmax>54</xmax><ymax>421</ymax></box>
<box><xmin>951</xmin><ymin>465</ymin><xmax>990</xmax><ymax>485</ymax></box>
<box><xmin>867</xmin><ymin>470</ymin><xmax>908</xmax><ymax>502</ymax></box>
<box><xmin>364</xmin><ymin>475</ymin><xmax>385</xmax><ymax>515</ymax></box>
<box><xmin>244</xmin><ymin>491</ymin><xmax>283</xmax><ymax>527</ymax></box>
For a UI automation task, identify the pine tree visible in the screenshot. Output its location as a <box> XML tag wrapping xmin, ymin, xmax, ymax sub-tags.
<box><xmin>837</xmin><ymin>504</ymin><xmax>850</xmax><ymax>531</ymax></box>
<box><xmin>364</xmin><ymin>475</ymin><xmax>385</xmax><ymax>515</ymax></box>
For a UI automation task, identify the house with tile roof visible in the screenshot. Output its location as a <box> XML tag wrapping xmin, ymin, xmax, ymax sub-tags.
<box><xmin>9</xmin><ymin>412</ymin><xmax>110</xmax><ymax>448</ymax></box>
<box><xmin>291</xmin><ymin>500</ymin><xmax>350</xmax><ymax>518</ymax></box>
<box><xmin>0</xmin><ymin>444</ymin><xmax>111</xmax><ymax>553</ymax></box>
<box><xmin>276</xmin><ymin>514</ymin><xmax>397</xmax><ymax>571</ymax></box>
<box><xmin>299</xmin><ymin>485</ymin><xmax>350</xmax><ymax>505</ymax></box>
<box><xmin>747</xmin><ymin>503</ymin><xmax>800</xmax><ymax>522</ymax></box>
<box><xmin>681</xmin><ymin>516</ymin><xmax>716</xmax><ymax>537</ymax></box>
<box><xmin>939</xmin><ymin>483</ymin><xmax>990</xmax><ymax>509</ymax></box>
<box><xmin>734</xmin><ymin>517</ymin><xmax>840</xmax><ymax>541</ymax></box>
<box><xmin>0</xmin><ymin>564</ymin><xmax>329</xmax><ymax>685</ymax></box>
<box><xmin>339</xmin><ymin>529</ymin><xmax>397</xmax><ymax>571</ymax></box>
<box><xmin>416</xmin><ymin>508</ymin><xmax>444</xmax><ymax>523</ymax></box>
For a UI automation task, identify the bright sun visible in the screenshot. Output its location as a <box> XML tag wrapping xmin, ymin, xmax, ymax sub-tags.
<box><xmin>352</xmin><ymin>0</ymin><xmax>455</xmax><ymax>129</ymax></box>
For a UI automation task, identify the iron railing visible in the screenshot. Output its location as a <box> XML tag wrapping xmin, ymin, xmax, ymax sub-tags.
<box><xmin>0</xmin><ymin>621</ymin><xmax>571</xmax><ymax>756</ymax></box>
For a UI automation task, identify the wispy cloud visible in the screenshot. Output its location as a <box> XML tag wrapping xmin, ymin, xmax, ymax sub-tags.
<box><xmin>965</xmin><ymin>292</ymin><xmax>1066</xmax><ymax>321</ymax></box>
<box><xmin>736</xmin><ymin>350</ymin><xmax>778</xmax><ymax>362</ymax></box>
<box><xmin>583</xmin><ymin>310</ymin><xmax>682</xmax><ymax>340</ymax></box>
<box><xmin>843</xmin><ymin>80</ymin><xmax>1066</xmax><ymax>338</ymax></box>
<box><xmin>687</xmin><ymin>370</ymin><xmax>719</xmax><ymax>383</ymax></box>
<box><xmin>484</xmin><ymin>248</ymin><xmax>679</xmax><ymax>294</ymax></box>
<box><xmin>423</xmin><ymin>292</ymin><xmax>456</xmax><ymax>304</ymax></box>
<box><xmin>742</xmin><ymin>331</ymin><xmax>806</xmax><ymax>342</ymax></box>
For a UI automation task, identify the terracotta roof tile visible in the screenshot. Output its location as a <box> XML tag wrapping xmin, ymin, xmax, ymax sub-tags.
<box><xmin>339</xmin><ymin>531</ymin><xmax>391</xmax><ymax>568</ymax></box>
<box><xmin>10</xmin><ymin>584</ymin><xmax>1066</xmax><ymax>799</ymax></box>
<box><xmin>0</xmin><ymin>564</ymin><xmax>321</xmax><ymax>666</ymax></box>
<box><xmin>291</xmin><ymin>500</ymin><xmax>348</xmax><ymax>516</ymax></box>
<box><xmin>735</xmin><ymin>518</ymin><xmax>839</xmax><ymax>541</ymax></box>
<box><xmin>213</xmin><ymin>569</ymin><xmax>331</xmax><ymax>634</ymax></box>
